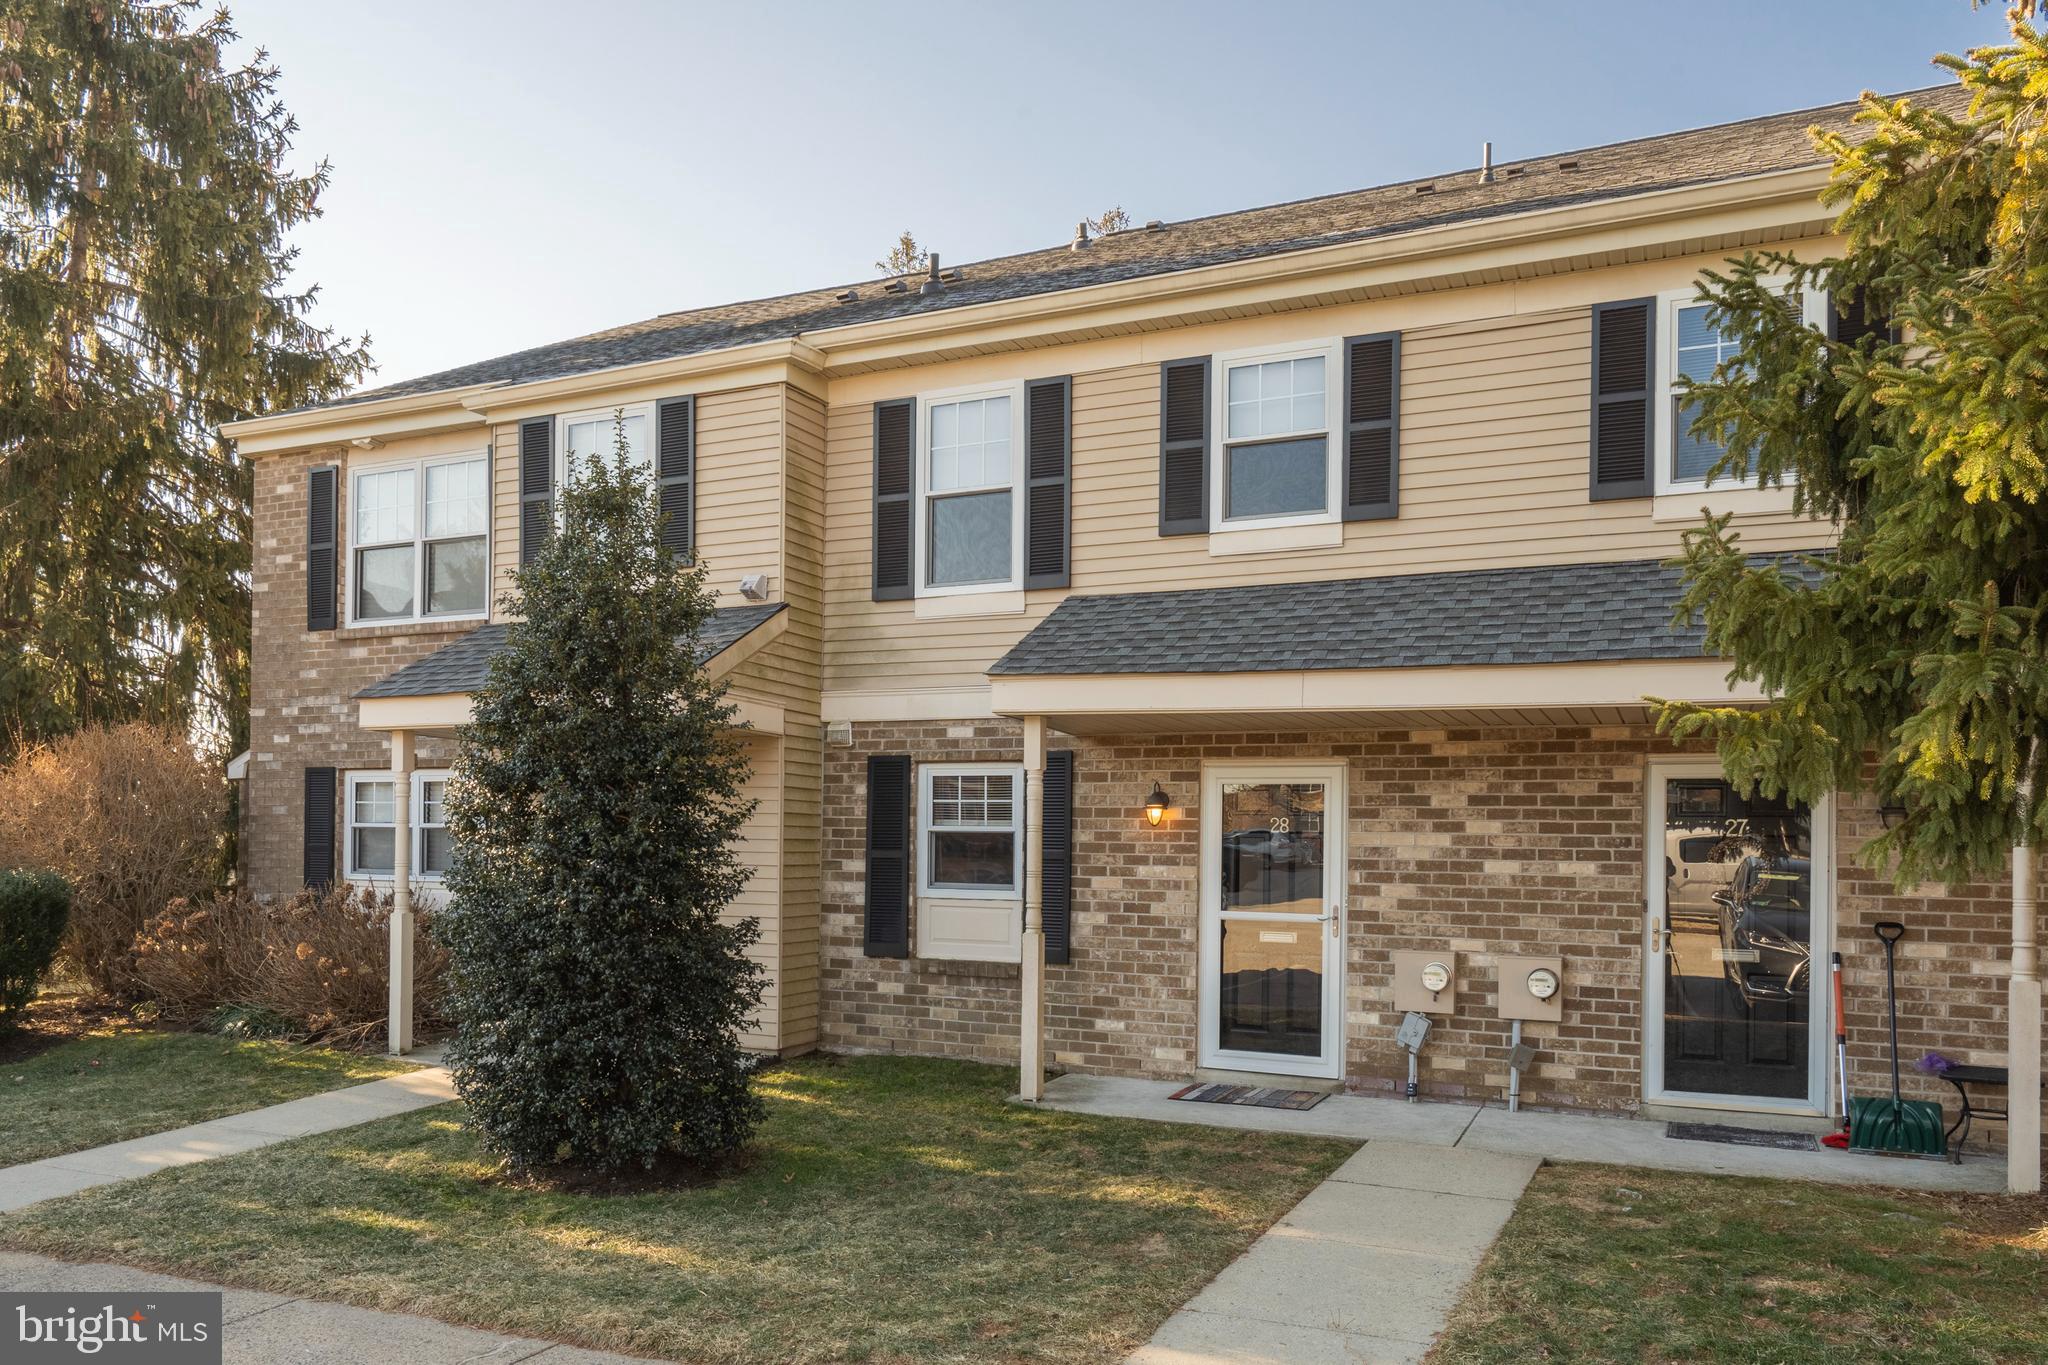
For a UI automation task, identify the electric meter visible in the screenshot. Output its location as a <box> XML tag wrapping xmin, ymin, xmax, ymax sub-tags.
<box><xmin>1420</xmin><ymin>960</ymin><xmax>1452</xmax><ymax>994</ymax></box>
<box><xmin>1526</xmin><ymin>966</ymin><xmax>1561</xmax><ymax>1001</ymax></box>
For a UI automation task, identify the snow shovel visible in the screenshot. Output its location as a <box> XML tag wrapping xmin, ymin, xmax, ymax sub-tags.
<box><xmin>1847</xmin><ymin>922</ymin><xmax>1946</xmax><ymax>1156</ymax></box>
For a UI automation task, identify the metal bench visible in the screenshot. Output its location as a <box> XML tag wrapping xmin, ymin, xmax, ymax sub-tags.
<box><xmin>1936</xmin><ymin>1064</ymin><xmax>2008</xmax><ymax>1162</ymax></box>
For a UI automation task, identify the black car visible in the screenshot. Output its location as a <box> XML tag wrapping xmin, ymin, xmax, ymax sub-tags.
<box><xmin>1714</xmin><ymin>856</ymin><xmax>1812</xmax><ymax>1004</ymax></box>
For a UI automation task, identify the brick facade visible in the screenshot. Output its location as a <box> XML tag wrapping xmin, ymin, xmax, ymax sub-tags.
<box><xmin>821</xmin><ymin>719</ymin><xmax>2040</xmax><ymax>1143</ymax></box>
<box><xmin>245</xmin><ymin>448</ymin><xmax>469</xmax><ymax>898</ymax></box>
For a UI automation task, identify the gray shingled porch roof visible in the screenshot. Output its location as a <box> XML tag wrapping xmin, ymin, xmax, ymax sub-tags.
<box><xmin>355</xmin><ymin>602</ymin><xmax>786</xmax><ymax>700</ymax></box>
<box><xmin>286</xmin><ymin>86</ymin><xmax>1962</xmax><ymax>418</ymax></box>
<box><xmin>987</xmin><ymin>559</ymin><xmax>1807</xmax><ymax>677</ymax></box>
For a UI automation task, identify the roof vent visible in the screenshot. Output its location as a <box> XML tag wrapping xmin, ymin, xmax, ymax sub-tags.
<box><xmin>1479</xmin><ymin>141</ymin><xmax>1495</xmax><ymax>185</ymax></box>
<box><xmin>883</xmin><ymin>280</ymin><xmax>907</xmax><ymax>293</ymax></box>
<box><xmin>836</xmin><ymin>289</ymin><xmax>858</xmax><ymax>303</ymax></box>
<box><xmin>919</xmin><ymin>254</ymin><xmax>945</xmax><ymax>296</ymax></box>
<box><xmin>1144</xmin><ymin>219</ymin><xmax>1165</xmax><ymax>232</ymax></box>
<box><xmin>1558</xmin><ymin>158</ymin><xmax>1581</xmax><ymax>172</ymax></box>
<box><xmin>1505</xmin><ymin>165</ymin><xmax>1525</xmax><ymax>178</ymax></box>
<box><xmin>942</xmin><ymin>268</ymin><xmax>962</xmax><ymax>282</ymax></box>
<box><xmin>1070</xmin><ymin>220</ymin><xmax>1091</xmax><ymax>250</ymax></box>
<box><xmin>1413</xmin><ymin>183</ymin><xmax>1437</xmax><ymax>195</ymax></box>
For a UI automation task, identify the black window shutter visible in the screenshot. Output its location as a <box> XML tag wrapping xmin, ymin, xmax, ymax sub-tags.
<box><xmin>872</xmin><ymin>399</ymin><xmax>914</xmax><ymax>601</ymax></box>
<box><xmin>1024</xmin><ymin>376</ymin><xmax>1072</xmax><ymax>589</ymax></box>
<box><xmin>1342</xmin><ymin>332</ymin><xmax>1400</xmax><ymax>521</ymax></box>
<box><xmin>656</xmin><ymin>396</ymin><xmax>695</xmax><ymax>561</ymax></box>
<box><xmin>519</xmin><ymin>416</ymin><xmax>554</xmax><ymax>563</ymax></box>
<box><xmin>864</xmin><ymin>754</ymin><xmax>912</xmax><ymax>958</ymax></box>
<box><xmin>306</xmin><ymin>465</ymin><xmax>337</xmax><ymax>631</ymax></box>
<box><xmin>1589</xmin><ymin>299</ymin><xmax>1655</xmax><ymax>501</ymax></box>
<box><xmin>1830</xmin><ymin>289</ymin><xmax>1895</xmax><ymax>347</ymax></box>
<box><xmin>1158</xmin><ymin>357</ymin><xmax>1209</xmax><ymax>535</ymax></box>
<box><xmin>1041</xmin><ymin>750</ymin><xmax>1075</xmax><ymax>965</ymax></box>
<box><xmin>303</xmin><ymin>766</ymin><xmax>337</xmax><ymax>890</ymax></box>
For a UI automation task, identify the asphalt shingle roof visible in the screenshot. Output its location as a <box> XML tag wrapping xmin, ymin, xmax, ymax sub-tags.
<box><xmin>292</xmin><ymin>86</ymin><xmax>1965</xmax><ymax>417</ymax></box>
<box><xmin>986</xmin><ymin>559</ymin><xmax>1815</xmax><ymax>677</ymax></box>
<box><xmin>355</xmin><ymin>602</ymin><xmax>786</xmax><ymax>699</ymax></box>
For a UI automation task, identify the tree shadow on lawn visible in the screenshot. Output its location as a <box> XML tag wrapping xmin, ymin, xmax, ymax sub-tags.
<box><xmin>0</xmin><ymin>1054</ymin><xmax>1351</xmax><ymax>1364</ymax></box>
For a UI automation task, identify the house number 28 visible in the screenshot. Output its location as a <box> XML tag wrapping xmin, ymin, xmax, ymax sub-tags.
<box><xmin>1269</xmin><ymin>817</ymin><xmax>1290</xmax><ymax>832</ymax></box>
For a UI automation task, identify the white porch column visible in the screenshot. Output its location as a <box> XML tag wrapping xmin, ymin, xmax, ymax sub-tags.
<box><xmin>2010</xmin><ymin>834</ymin><xmax>2040</xmax><ymax>1194</ymax></box>
<box><xmin>1019</xmin><ymin>715</ymin><xmax>1047</xmax><ymax>1101</ymax></box>
<box><xmin>388</xmin><ymin>729</ymin><xmax>416</xmax><ymax>1057</ymax></box>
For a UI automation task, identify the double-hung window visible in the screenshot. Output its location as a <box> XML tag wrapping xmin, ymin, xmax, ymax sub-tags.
<box><xmin>917</xmin><ymin>385</ymin><xmax>1023</xmax><ymax>594</ymax></box>
<box><xmin>1657</xmin><ymin>284</ymin><xmax>1825</xmax><ymax>493</ymax></box>
<box><xmin>350</xmin><ymin>454</ymin><xmax>488</xmax><ymax>623</ymax></box>
<box><xmin>560</xmin><ymin>403</ymin><xmax>652</xmax><ymax>483</ymax></box>
<box><xmin>344</xmin><ymin>770</ymin><xmax>455</xmax><ymax>881</ymax></box>
<box><xmin>918</xmin><ymin>764</ymin><xmax>1023</xmax><ymax>898</ymax></box>
<box><xmin>1213</xmin><ymin>339</ymin><xmax>1344</xmax><ymax>527</ymax></box>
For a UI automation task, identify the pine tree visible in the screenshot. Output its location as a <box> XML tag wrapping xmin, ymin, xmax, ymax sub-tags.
<box><xmin>1656</xmin><ymin>25</ymin><xmax>2048</xmax><ymax>888</ymax></box>
<box><xmin>437</xmin><ymin>424</ymin><xmax>765</xmax><ymax>1173</ymax></box>
<box><xmin>0</xmin><ymin>1</ymin><xmax>371</xmax><ymax>754</ymax></box>
<box><xmin>1658</xmin><ymin>22</ymin><xmax>2048</xmax><ymax>1190</ymax></box>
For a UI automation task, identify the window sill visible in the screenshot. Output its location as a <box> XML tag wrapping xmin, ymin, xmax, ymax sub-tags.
<box><xmin>913</xmin><ymin>589</ymin><xmax>1027</xmax><ymax>620</ymax></box>
<box><xmin>1651</xmin><ymin>486</ymin><xmax>1799</xmax><ymax>524</ymax></box>
<box><xmin>1208</xmin><ymin>520</ymin><xmax>1344</xmax><ymax>557</ymax></box>
<box><xmin>338</xmin><ymin>615</ymin><xmax>489</xmax><ymax>639</ymax></box>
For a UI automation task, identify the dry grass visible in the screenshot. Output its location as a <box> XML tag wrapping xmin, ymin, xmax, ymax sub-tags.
<box><xmin>0</xmin><ymin>1055</ymin><xmax>1352</xmax><ymax>1363</ymax></box>
<box><xmin>130</xmin><ymin>884</ymin><xmax>447</xmax><ymax>1046</ymax></box>
<box><xmin>1430</xmin><ymin>1162</ymin><xmax>2048</xmax><ymax>1364</ymax></box>
<box><xmin>0</xmin><ymin>723</ymin><xmax>223</xmax><ymax>998</ymax></box>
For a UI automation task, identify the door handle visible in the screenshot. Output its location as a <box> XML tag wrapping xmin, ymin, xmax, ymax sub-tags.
<box><xmin>1651</xmin><ymin>915</ymin><xmax>1670</xmax><ymax>955</ymax></box>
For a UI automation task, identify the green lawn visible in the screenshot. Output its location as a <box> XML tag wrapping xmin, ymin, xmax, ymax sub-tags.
<box><xmin>0</xmin><ymin>1055</ymin><xmax>1351</xmax><ymax>1363</ymax></box>
<box><xmin>0</xmin><ymin>1027</ymin><xmax>416</xmax><ymax>1167</ymax></box>
<box><xmin>1431</xmin><ymin>1162</ymin><xmax>2048</xmax><ymax>1364</ymax></box>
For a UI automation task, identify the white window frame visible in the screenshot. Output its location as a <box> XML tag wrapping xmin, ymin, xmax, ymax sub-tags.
<box><xmin>557</xmin><ymin>401</ymin><xmax>655</xmax><ymax>488</ymax></box>
<box><xmin>913</xmin><ymin>381</ymin><xmax>1026</xmax><ymax>599</ymax></box>
<box><xmin>346</xmin><ymin>451</ymin><xmax>490</xmax><ymax>627</ymax></box>
<box><xmin>917</xmin><ymin>762</ymin><xmax>1025</xmax><ymax>901</ymax></box>
<box><xmin>1656</xmin><ymin>282</ymin><xmax>1827</xmax><ymax>495</ymax></box>
<box><xmin>1209</xmin><ymin>336</ymin><xmax>1344</xmax><ymax>532</ymax></box>
<box><xmin>343</xmin><ymin>769</ymin><xmax>453</xmax><ymax>884</ymax></box>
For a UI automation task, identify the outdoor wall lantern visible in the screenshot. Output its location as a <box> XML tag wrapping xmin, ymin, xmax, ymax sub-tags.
<box><xmin>1143</xmin><ymin>783</ymin><xmax>1171</xmax><ymax>827</ymax></box>
<box><xmin>1878</xmin><ymin>802</ymin><xmax>1909</xmax><ymax>830</ymax></box>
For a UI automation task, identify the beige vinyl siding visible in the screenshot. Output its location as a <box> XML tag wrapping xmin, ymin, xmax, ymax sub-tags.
<box><xmin>732</xmin><ymin>732</ymin><xmax>782</xmax><ymax>1053</ymax></box>
<box><xmin>821</xmin><ymin>290</ymin><xmax>1834</xmax><ymax>697</ymax></box>
<box><xmin>490</xmin><ymin>384</ymin><xmax>789</xmax><ymax>622</ymax></box>
<box><xmin>773</xmin><ymin>385</ymin><xmax>827</xmax><ymax>1050</ymax></box>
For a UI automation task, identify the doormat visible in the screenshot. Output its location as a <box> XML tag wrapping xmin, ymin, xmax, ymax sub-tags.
<box><xmin>1168</xmin><ymin>1082</ymin><xmax>1326</xmax><ymax>1111</ymax></box>
<box><xmin>1666</xmin><ymin>1121</ymin><xmax>1817</xmax><ymax>1151</ymax></box>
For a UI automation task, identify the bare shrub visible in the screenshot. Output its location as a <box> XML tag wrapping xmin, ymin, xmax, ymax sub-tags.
<box><xmin>128</xmin><ymin>883</ymin><xmax>446</xmax><ymax>1047</ymax></box>
<box><xmin>0</xmin><ymin>724</ymin><xmax>223</xmax><ymax>998</ymax></box>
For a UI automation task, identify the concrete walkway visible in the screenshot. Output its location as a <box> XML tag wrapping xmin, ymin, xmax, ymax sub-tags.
<box><xmin>0</xmin><ymin>1251</ymin><xmax>645</xmax><ymax>1364</ymax></box>
<box><xmin>1035</xmin><ymin>1073</ymin><xmax>2004</xmax><ymax>1192</ymax></box>
<box><xmin>1130</xmin><ymin>1141</ymin><xmax>1540</xmax><ymax>1365</ymax></box>
<box><xmin>0</xmin><ymin>1051</ymin><xmax>456</xmax><ymax>1215</ymax></box>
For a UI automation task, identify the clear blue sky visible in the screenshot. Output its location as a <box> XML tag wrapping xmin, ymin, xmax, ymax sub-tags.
<box><xmin>226</xmin><ymin>0</ymin><xmax>2011</xmax><ymax>389</ymax></box>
